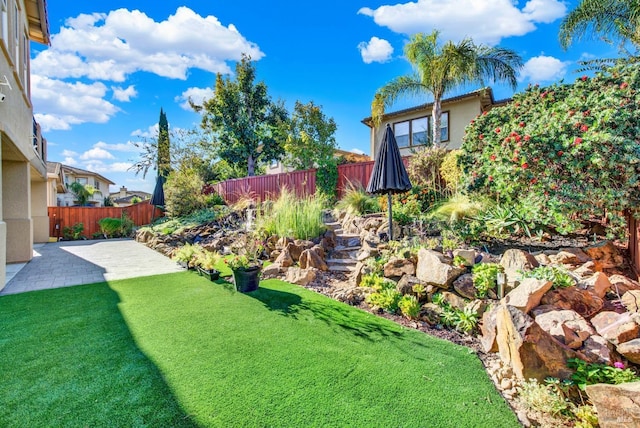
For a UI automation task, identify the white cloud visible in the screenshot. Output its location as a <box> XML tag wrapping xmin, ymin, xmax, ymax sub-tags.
<box><xmin>63</xmin><ymin>156</ymin><xmax>77</xmax><ymax>166</ymax></box>
<box><xmin>80</xmin><ymin>147</ymin><xmax>115</xmax><ymax>160</ymax></box>
<box><xmin>31</xmin><ymin>75</ymin><xmax>119</xmax><ymax>131</ymax></box>
<box><xmin>520</xmin><ymin>55</ymin><xmax>570</xmax><ymax>82</ymax></box>
<box><xmin>32</xmin><ymin>7</ymin><xmax>263</xmax><ymax>81</ymax></box>
<box><xmin>61</xmin><ymin>149</ymin><xmax>78</xmax><ymax>157</ymax></box>
<box><xmin>176</xmin><ymin>86</ymin><xmax>213</xmax><ymax>111</ymax></box>
<box><xmin>358</xmin><ymin>37</ymin><xmax>394</xmax><ymax>64</ymax></box>
<box><xmin>94</xmin><ymin>141</ymin><xmax>139</xmax><ymax>152</ymax></box>
<box><xmin>82</xmin><ymin>160</ymin><xmax>133</xmax><ymax>174</ymax></box>
<box><xmin>111</xmin><ymin>85</ymin><xmax>137</xmax><ymax>102</ymax></box>
<box><xmin>130</xmin><ymin>124</ymin><xmax>159</xmax><ymax>138</ymax></box>
<box><xmin>350</xmin><ymin>148</ymin><xmax>366</xmax><ymax>155</ymax></box>
<box><xmin>358</xmin><ymin>0</ymin><xmax>567</xmax><ymax>45</ymax></box>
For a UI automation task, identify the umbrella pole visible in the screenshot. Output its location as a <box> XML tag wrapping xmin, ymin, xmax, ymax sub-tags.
<box><xmin>387</xmin><ymin>192</ymin><xmax>393</xmax><ymax>241</ymax></box>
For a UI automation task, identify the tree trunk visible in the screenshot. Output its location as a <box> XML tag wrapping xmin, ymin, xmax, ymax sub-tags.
<box><xmin>432</xmin><ymin>96</ymin><xmax>442</xmax><ymax>147</ymax></box>
<box><xmin>247</xmin><ymin>154</ymin><xmax>255</xmax><ymax>177</ymax></box>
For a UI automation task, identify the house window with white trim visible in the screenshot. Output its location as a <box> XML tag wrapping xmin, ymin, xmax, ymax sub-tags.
<box><xmin>1</xmin><ymin>0</ymin><xmax>8</xmax><ymax>48</ymax></box>
<box><xmin>394</xmin><ymin>116</ymin><xmax>430</xmax><ymax>148</ymax></box>
<box><xmin>13</xmin><ymin>1</ymin><xmax>18</xmax><ymax>67</ymax></box>
<box><xmin>439</xmin><ymin>112</ymin><xmax>450</xmax><ymax>142</ymax></box>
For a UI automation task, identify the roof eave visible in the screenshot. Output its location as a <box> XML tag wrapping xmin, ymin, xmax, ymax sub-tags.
<box><xmin>26</xmin><ymin>0</ymin><xmax>50</xmax><ymax>45</ymax></box>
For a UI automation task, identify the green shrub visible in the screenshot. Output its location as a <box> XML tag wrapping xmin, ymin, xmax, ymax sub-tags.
<box><xmin>164</xmin><ymin>168</ymin><xmax>207</xmax><ymax>218</ymax></box>
<box><xmin>430</xmin><ymin>193</ymin><xmax>485</xmax><ymax>223</ymax></box>
<box><xmin>568</xmin><ymin>358</ymin><xmax>639</xmax><ymax>391</ymax></box>
<box><xmin>407</xmin><ymin>146</ymin><xmax>447</xmax><ymax>190</ymax></box>
<box><xmin>398</xmin><ymin>295</ymin><xmax>420</xmax><ymax>319</ymax></box>
<box><xmin>359</xmin><ymin>273</ymin><xmax>393</xmax><ymax>290</ymax></box>
<box><xmin>440</xmin><ymin>149</ymin><xmax>462</xmax><ymax>191</ymax></box>
<box><xmin>255</xmin><ymin>189</ymin><xmax>326</xmax><ymax>240</ymax></box>
<box><xmin>316</xmin><ymin>157</ymin><xmax>339</xmax><ymax>203</ymax></box>
<box><xmin>172</xmin><ymin>243</ymin><xmax>204</xmax><ymax>267</ymax></box>
<box><xmin>472</xmin><ymin>263</ymin><xmax>504</xmax><ymax>298</ymax></box>
<box><xmin>62</xmin><ymin>222</ymin><xmax>84</xmax><ymax>240</ymax></box>
<box><xmin>519</xmin><ymin>378</ymin><xmax>572</xmax><ymax>417</ymax></box>
<box><xmin>520</xmin><ymin>266</ymin><xmax>576</xmax><ymax>289</ymax></box>
<box><xmin>98</xmin><ymin>214</ymin><xmax>134</xmax><ymax>238</ymax></box>
<box><xmin>336</xmin><ymin>183</ymin><xmax>380</xmax><ymax>215</ymax></box>
<box><xmin>431</xmin><ymin>293</ymin><xmax>478</xmax><ymax>334</ymax></box>
<box><xmin>460</xmin><ymin>60</ymin><xmax>640</xmax><ymax>238</ymax></box>
<box><xmin>194</xmin><ymin>250</ymin><xmax>221</xmax><ymax>270</ymax></box>
<box><xmin>365</xmin><ymin>288</ymin><xmax>402</xmax><ymax>313</ymax></box>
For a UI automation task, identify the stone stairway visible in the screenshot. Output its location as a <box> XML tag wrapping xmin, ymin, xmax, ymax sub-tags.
<box><xmin>324</xmin><ymin>220</ymin><xmax>361</xmax><ymax>273</ymax></box>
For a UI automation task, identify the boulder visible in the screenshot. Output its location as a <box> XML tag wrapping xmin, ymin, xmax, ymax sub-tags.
<box><xmin>559</xmin><ymin>247</ymin><xmax>591</xmax><ymax>264</ymax></box>
<box><xmin>441</xmin><ymin>291</ymin><xmax>466</xmax><ymax>311</ymax></box>
<box><xmin>294</xmin><ymin>239</ymin><xmax>315</xmax><ymax>251</ymax></box>
<box><xmin>609</xmin><ymin>274</ymin><xmax>640</xmax><ymax>297</ymax></box>
<box><xmin>420</xmin><ymin>303</ymin><xmax>444</xmax><ymax>324</ymax></box>
<box><xmin>277</xmin><ymin>236</ymin><xmax>293</xmax><ymax>250</ymax></box>
<box><xmin>591</xmin><ymin>311</ymin><xmax>640</xmax><ymax>345</ymax></box>
<box><xmin>622</xmin><ymin>290</ymin><xmax>640</xmax><ymax>313</ymax></box>
<box><xmin>320</xmin><ymin>230</ymin><xmax>336</xmax><ymax>252</ymax></box>
<box><xmin>299</xmin><ymin>249</ymin><xmax>328</xmax><ymax>271</ymax></box>
<box><xmin>330</xmin><ymin>285</ymin><xmax>368</xmax><ymax>306</ymax></box>
<box><xmin>453</xmin><ymin>274</ymin><xmax>477</xmax><ymax>300</ymax></box>
<box><xmin>581</xmin><ymin>335</ymin><xmax>616</xmax><ymax>364</ymax></box>
<box><xmin>452</xmin><ymin>249</ymin><xmax>476</xmax><ymax>266</ymax></box>
<box><xmin>285</xmin><ymin>267</ymin><xmax>317</xmax><ymax>286</ymax></box>
<box><xmin>415</xmin><ymin>248</ymin><xmax>464</xmax><ymax>289</ymax></box>
<box><xmin>532</xmin><ymin>309</ymin><xmax>594</xmax><ymax>349</ymax></box>
<box><xmin>578</xmin><ymin>272</ymin><xmax>612</xmax><ymax>299</ymax></box>
<box><xmin>533</xmin><ymin>252</ymin><xmax>552</xmax><ymax>266</ymax></box>
<box><xmin>285</xmin><ymin>242</ymin><xmax>304</xmax><ymax>262</ymax></box>
<box><xmin>396</xmin><ymin>275</ymin><xmax>428</xmax><ymax>296</ymax></box>
<box><xmin>572</xmin><ymin>261</ymin><xmax>600</xmax><ymax>278</ymax></box>
<box><xmin>584</xmin><ymin>240</ymin><xmax>624</xmax><ymax>269</ymax></box>
<box><xmin>274</xmin><ymin>247</ymin><xmax>294</xmax><ymax>267</ymax></box>
<box><xmin>353</xmin><ymin>262</ymin><xmax>374</xmax><ymax>287</ymax></box>
<box><xmin>548</xmin><ymin>250</ymin><xmax>583</xmax><ymax>265</ymax></box>
<box><xmin>376</xmin><ymin>220</ymin><xmax>401</xmax><ymax>240</ymax></box>
<box><xmin>540</xmin><ymin>287</ymin><xmax>604</xmax><ymax>318</ymax></box>
<box><xmin>494</xmin><ymin>304</ymin><xmax>579</xmax><ymax>380</ymax></box>
<box><xmin>499</xmin><ymin>249</ymin><xmax>539</xmax><ymax>285</ymax></box>
<box><xmin>383</xmin><ymin>257</ymin><xmax>416</xmax><ymax>278</ymax></box>
<box><xmin>480</xmin><ymin>304</ymin><xmax>500</xmax><ymax>353</ymax></box>
<box><xmin>586</xmin><ymin>382</ymin><xmax>640</xmax><ymax>428</ymax></box>
<box><xmin>616</xmin><ymin>338</ymin><xmax>640</xmax><ymax>364</ymax></box>
<box><xmin>501</xmin><ymin>278</ymin><xmax>553</xmax><ymax>314</ymax></box>
<box><xmin>310</xmin><ymin>244</ymin><xmax>326</xmax><ymax>260</ymax></box>
<box><xmin>261</xmin><ymin>263</ymin><xmax>284</xmax><ymax>279</ymax></box>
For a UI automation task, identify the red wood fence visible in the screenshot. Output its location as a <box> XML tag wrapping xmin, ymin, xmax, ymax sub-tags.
<box><xmin>628</xmin><ymin>213</ymin><xmax>640</xmax><ymax>277</ymax></box>
<box><xmin>48</xmin><ymin>201</ymin><xmax>162</xmax><ymax>239</ymax></box>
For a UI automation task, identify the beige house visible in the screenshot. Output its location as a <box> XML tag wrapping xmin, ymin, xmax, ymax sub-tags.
<box><xmin>109</xmin><ymin>186</ymin><xmax>151</xmax><ymax>207</ymax></box>
<box><xmin>47</xmin><ymin>162</ymin><xmax>115</xmax><ymax>207</ymax></box>
<box><xmin>362</xmin><ymin>88</ymin><xmax>508</xmax><ymax>157</ymax></box>
<box><xmin>0</xmin><ymin>0</ymin><xmax>50</xmax><ymax>288</ymax></box>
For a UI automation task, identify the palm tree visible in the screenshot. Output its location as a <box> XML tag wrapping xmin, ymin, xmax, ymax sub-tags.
<box><xmin>559</xmin><ymin>0</ymin><xmax>640</xmax><ymax>50</ymax></box>
<box><xmin>70</xmin><ymin>182</ymin><xmax>97</xmax><ymax>206</ymax></box>
<box><xmin>372</xmin><ymin>30</ymin><xmax>522</xmax><ymax>147</ymax></box>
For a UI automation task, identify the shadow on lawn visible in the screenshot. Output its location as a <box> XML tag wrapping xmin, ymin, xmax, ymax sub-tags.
<box><xmin>0</xmin><ymin>283</ymin><xmax>199</xmax><ymax>427</ymax></box>
<box><xmin>250</xmin><ymin>283</ymin><xmax>404</xmax><ymax>342</ymax></box>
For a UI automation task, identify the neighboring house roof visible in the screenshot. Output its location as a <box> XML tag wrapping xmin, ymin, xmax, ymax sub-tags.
<box><xmin>46</xmin><ymin>162</ymin><xmax>67</xmax><ymax>193</ymax></box>
<box><xmin>61</xmin><ymin>164</ymin><xmax>116</xmax><ymax>185</ymax></box>
<box><xmin>25</xmin><ymin>0</ymin><xmax>51</xmax><ymax>45</ymax></box>
<box><xmin>334</xmin><ymin>148</ymin><xmax>371</xmax><ymax>162</ymax></box>
<box><xmin>361</xmin><ymin>87</ymin><xmax>508</xmax><ymax>127</ymax></box>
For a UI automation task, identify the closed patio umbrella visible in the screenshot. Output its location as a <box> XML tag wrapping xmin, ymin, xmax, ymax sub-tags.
<box><xmin>366</xmin><ymin>124</ymin><xmax>412</xmax><ymax>240</ymax></box>
<box><xmin>150</xmin><ymin>175</ymin><xmax>165</xmax><ymax>221</ymax></box>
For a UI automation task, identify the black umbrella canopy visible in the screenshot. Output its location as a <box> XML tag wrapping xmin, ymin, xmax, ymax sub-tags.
<box><xmin>150</xmin><ymin>175</ymin><xmax>166</xmax><ymax>207</ymax></box>
<box><xmin>366</xmin><ymin>124</ymin><xmax>412</xmax><ymax>240</ymax></box>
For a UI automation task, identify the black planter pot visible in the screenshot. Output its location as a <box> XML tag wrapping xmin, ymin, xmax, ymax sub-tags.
<box><xmin>232</xmin><ymin>265</ymin><xmax>261</xmax><ymax>292</ymax></box>
<box><xmin>198</xmin><ymin>267</ymin><xmax>220</xmax><ymax>281</ymax></box>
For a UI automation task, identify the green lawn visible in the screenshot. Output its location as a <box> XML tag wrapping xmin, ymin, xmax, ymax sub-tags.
<box><xmin>0</xmin><ymin>272</ymin><xmax>519</xmax><ymax>427</ymax></box>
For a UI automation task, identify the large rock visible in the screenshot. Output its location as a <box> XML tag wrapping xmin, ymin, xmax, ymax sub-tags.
<box><xmin>420</xmin><ymin>303</ymin><xmax>444</xmax><ymax>324</ymax></box>
<box><xmin>578</xmin><ymin>272</ymin><xmax>612</xmax><ymax>299</ymax></box>
<box><xmin>396</xmin><ymin>275</ymin><xmax>428</xmax><ymax>296</ymax></box>
<box><xmin>540</xmin><ymin>286</ymin><xmax>604</xmax><ymax>318</ymax></box>
<box><xmin>622</xmin><ymin>290</ymin><xmax>640</xmax><ymax>313</ymax></box>
<box><xmin>453</xmin><ymin>274</ymin><xmax>477</xmax><ymax>300</ymax></box>
<box><xmin>299</xmin><ymin>249</ymin><xmax>328</xmax><ymax>271</ymax></box>
<box><xmin>494</xmin><ymin>304</ymin><xmax>580</xmax><ymax>381</ymax></box>
<box><xmin>532</xmin><ymin>309</ymin><xmax>594</xmax><ymax>349</ymax></box>
<box><xmin>452</xmin><ymin>249</ymin><xmax>476</xmax><ymax>266</ymax></box>
<box><xmin>616</xmin><ymin>338</ymin><xmax>640</xmax><ymax>364</ymax></box>
<box><xmin>441</xmin><ymin>291</ymin><xmax>466</xmax><ymax>311</ymax></box>
<box><xmin>548</xmin><ymin>250</ymin><xmax>586</xmax><ymax>265</ymax></box>
<box><xmin>376</xmin><ymin>220</ymin><xmax>401</xmax><ymax>240</ymax></box>
<box><xmin>415</xmin><ymin>248</ymin><xmax>464</xmax><ymax>289</ymax></box>
<box><xmin>285</xmin><ymin>242</ymin><xmax>304</xmax><ymax>262</ymax></box>
<box><xmin>261</xmin><ymin>263</ymin><xmax>285</xmax><ymax>279</ymax></box>
<box><xmin>285</xmin><ymin>267</ymin><xmax>317</xmax><ymax>286</ymax></box>
<box><xmin>480</xmin><ymin>304</ymin><xmax>500</xmax><ymax>353</ymax></box>
<box><xmin>582</xmin><ymin>335</ymin><xmax>616</xmax><ymax>364</ymax></box>
<box><xmin>586</xmin><ymin>382</ymin><xmax>640</xmax><ymax>428</ymax></box>
<box><xmin>499</xmin><ymin>249</ymin><xmax>539</xmax><ymax>286</ymax></box>
<box><xmin>584</xmin><ymin>240</ymin><xmax>624</xmax><ymax>269</ymax></box>
<box><xmin>591</xmin><ymin>311</ymin><xmax>640</xmax><ymax>345</ymax></box>
<box><xmin>383</xmin><ymin>257</ymin><xmax>415</xmax><ymax>278</ymax></box>
<box><xmin>609</xmin><ymin>274</ymin><xmax>640</xmax><ymax>297</ymax></box>
<box><xmin>501</xmin><ymin>278</ymin><xmax>553</xmax><ymax>314</ymax></box>
<box><xmin>274</xmin><ymin>247</ymin><xmax>294</xmax><ymax>267</ymax></box>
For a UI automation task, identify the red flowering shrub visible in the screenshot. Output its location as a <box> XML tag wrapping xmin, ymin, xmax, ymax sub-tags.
<box><xmin>460</xmin><ymin>60</ymin><xmax>640</xmax><ymax>237</ymax></box>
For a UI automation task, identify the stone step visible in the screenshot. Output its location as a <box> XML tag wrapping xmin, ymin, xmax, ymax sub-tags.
<box><xmin>333</xmin><ymin>245</ymin><xmax>361</xmax><ymax>252</ymax></box>
<box><xmin>328</xmin><ymin>264</ymin><xmax>357</xmax><ymax>273</ymax></box>
<box><xmin>326</xmin><ymin>258</ymin><xmax>358</xmax><ymax>266</ymax></box>
<box><xmin>335</xmin><ymin>234</ymin><xmax>361</xmax><ymax>247</ymax></box>
<box><xmin>324</xmin><ymin>221</ymin><xmax>342</xmax><ymax>231</ymax></box>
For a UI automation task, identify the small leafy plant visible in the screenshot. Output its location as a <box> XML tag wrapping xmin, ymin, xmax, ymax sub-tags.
<box><xmin>472</xmin><ymin>263</ymin><xmax>504</xmax><ymax>298</ymax></box>
<box><xmin>172</xmin><ymin>243</ymin><xmax>204</xmax><ymax>268</ymax></box>
<box><xmin>365</xmin><ymin>288</ymin><xmax>402</xmax><ymax>313</ymax></box>
<box><xmin>568</xmin><ymin>358</ymin><xmax>639</xmax><ymax>391</ymax></box>
<box><xmin>62</xmin><ymin>222</ymin><xmax>85</xmax><ymax>240</ymax></box>
<box><xmin>520</xmin><ymin>266</ymin><xmax>575</xmax><ymax>289</ymax></box>
<box><xmin>194</xmin><ymin>250</ymin><xmax>221</xmax><ymax>271</ymax></box>
<box><xmin>431</xmin><ymin>293</ymin><xmax>478</xmax><ymax>334</ymax></box>
<box><xmin>398</xmin><ymin>295</ymin><xmax>420</xmax><ymax>319</ymax></box>
<box><xmin>452</xmin><ymin>255</ymin><xmax>467</xmax><ymax>268</ymax></box>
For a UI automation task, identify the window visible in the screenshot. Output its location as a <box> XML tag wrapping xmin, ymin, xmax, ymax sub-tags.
<box><xmin>1</xmin><ymin>0</ymin><xmax>7</xmax><ymax>48</ymax></box>
<box><xmin>22</xmin><ymin>32</ymin><xmax>27</xmax><ymax>85</ymax></box>
<box><xmin>270</xmin><ymin>159</ymin><xmax>278</xmax><ymax>168</ymax></box>
<box><xmin>13</xmin><ymin>1</ymin><xmax>18</xmax><ymax>66</ymax></box>
<box><xmin>76</xmin><ymin>177</ymin><xmax>88</xmax><ymax>185</ymax></box>
<box><xmin>392</xmin><ymin>112</ymin><xmax>449</xmax><ymax>148</ymax></box>
<box><xmin>94</xmin><ymin>180</ymin><xmax>100</xmax><ymax>190</ymax></box>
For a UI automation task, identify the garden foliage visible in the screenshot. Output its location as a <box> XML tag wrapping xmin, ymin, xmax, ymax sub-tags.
<box><xmin>460</xmin><ymin>60</ymin><xmax>640</xmax><ymax>237</ymax></box>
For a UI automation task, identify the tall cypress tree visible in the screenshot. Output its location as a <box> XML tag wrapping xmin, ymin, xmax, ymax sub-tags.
<box><xmin>157</xmin><ymin>108</ymin><xmax>171</xmax><ymax>178</ymax></box>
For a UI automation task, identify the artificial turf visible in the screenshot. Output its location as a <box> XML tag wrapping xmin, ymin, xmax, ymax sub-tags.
<box><xmin>0</xmin><ymin>272</ymin><xmax>519</xmax><ymax>427</ymax></box>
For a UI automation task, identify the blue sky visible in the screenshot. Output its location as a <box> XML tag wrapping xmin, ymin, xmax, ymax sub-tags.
<box><xmin>33</xmin><ymin>0</ymin><xmax>620</xmax><ymax>193</ymax></box>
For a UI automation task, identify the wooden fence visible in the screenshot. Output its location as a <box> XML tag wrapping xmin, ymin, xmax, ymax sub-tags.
<box><xmin>628</xmin><ymin>213</ymin><xmax>640</xmax><ymax>276</ymax></box>
<box><xmin>48</xmin><ymin>201</ymin><xmax>162</xmax><ymax>239</ymax></box>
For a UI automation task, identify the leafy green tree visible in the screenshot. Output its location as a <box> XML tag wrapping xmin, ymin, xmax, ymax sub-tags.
<box><xmin>164</xmin><ymin>167</ymin><xmax>207</xmax><ymax>218</ymax></box>
<box><xmin>459</xmin><ymin>60</ymin><xmax>640</xmax><ymax>238</ymax></box>
<box><xmin>559</xmin><ymin>0</ymin><xmax>640</xmax><ymax>50</ymax></box>
<box><xmin>157</xmin><ymin>108</ymin><xmax>171</xmax><ymax>178</ymax></box>
<box><xmin>194</xmin><ymin>54</ymin><xmax>288</xmax><ymax>176</ymax></box>
<box><xmin>69</xmin><ymin>182</ymin><xmax>97</xmax><ymax>206</ymax></box>
<box><xmin>372</xmin><ymin>30</ymin><xmax>522</xmax><ymax>147</ymax></box>
<box><xmin>282</xmin><ymin>101</ymin><xmax>337</xmax><ymax>171</ymax></box>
